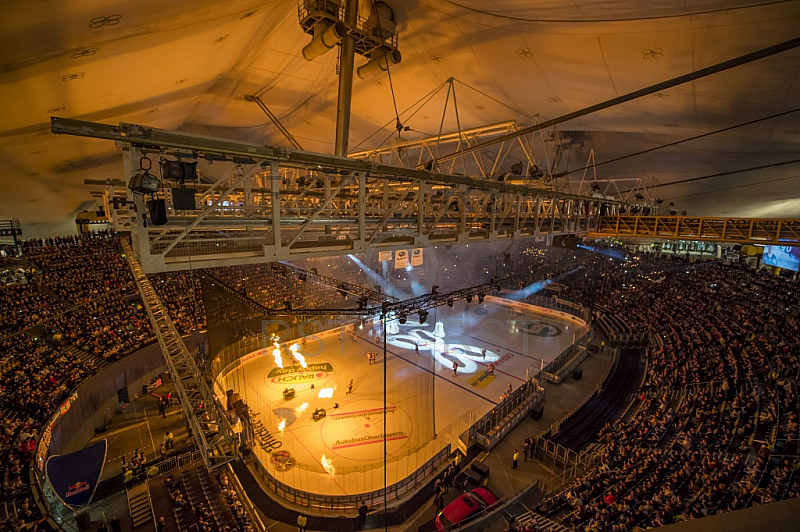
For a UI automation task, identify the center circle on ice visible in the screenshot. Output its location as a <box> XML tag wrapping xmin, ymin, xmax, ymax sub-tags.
<box><xmin>262</xmin><ymin>357</ymin><xmax>335</xmax><ymax>392</ymax></box>
<box><xmin>322</xmin><ymin>400</ymin><xmax>412</xmax><ymax>461</ymax></box>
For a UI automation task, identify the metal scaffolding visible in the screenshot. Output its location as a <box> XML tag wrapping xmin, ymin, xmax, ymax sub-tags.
<box><xmin>121</xmin><ymin>239</ymin><xmax>239</xmax><ymax>470</ymax></box>
<box><xmin>52</xmin><ymin>118</ymin><xmax>648</xmax><ymax>273</ymax></box>
<box><xmin>590</xmin><ymin>215</ymin><xmax>800</xmax><ymax>245</ymax></box>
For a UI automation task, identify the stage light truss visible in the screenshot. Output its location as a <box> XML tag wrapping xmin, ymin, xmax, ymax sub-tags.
<box><xmin>51</xmin><ymin>117</ymin><xmax>654</xmax><ymax>273</ymax></box>
<box><xmin>349</xmin><ymin>120</ymin><xmax>554</xmax><ymax>182</ymax></box>
<box><xmin>122</xmin><ymin>239</ymin><xmax>239</xmax><ymax>470</ymax></box>
<box><xmin>591</xmin><ymin>215</ymin><xmax>800</xmax><ymax>245</ymax></box>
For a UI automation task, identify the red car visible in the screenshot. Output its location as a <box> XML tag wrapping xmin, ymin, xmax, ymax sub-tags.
<box><xmin>435</xmin><ymin>487</ymin><xmax>498</xmax><ymax>531</ymax></box>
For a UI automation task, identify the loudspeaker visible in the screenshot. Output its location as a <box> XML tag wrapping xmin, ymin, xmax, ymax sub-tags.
<box><xmin>147</xmin><ymin>198</ymin><xmax>168</xmax><ymax>225</ymax></box>
<box><xmin>572</xmin><ymin>368</ymin><xmax>583</xmax><ymax>380</ymax></box>
<box><xmin>171</xmin><ymin>187</ymin><xmax>197</xmax><ymax>210</ymax></box>
<box><xmin>118</xmin><ymin>387</ymin><xmax>129</xmax><ymax>403</ymax></box>
<box><xmin>530</xmin><ymin>404</ymin><xmax>544</xmax><ymax>420</ymax></box>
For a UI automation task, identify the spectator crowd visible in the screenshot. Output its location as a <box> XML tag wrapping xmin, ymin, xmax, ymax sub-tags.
<box><xmin>533</xmin><ymin>254</ymin><xmax>800</xmax><ymax>531</ymax></box>
<box><xmin>0</xmin><ymin>232</ymin><xmax>205</xmax><ymax>532</ymax></box>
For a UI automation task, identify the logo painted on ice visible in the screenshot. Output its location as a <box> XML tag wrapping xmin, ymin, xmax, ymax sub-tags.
<box><xmin>519</xmin><ymin>321</ymin><xmax>562</xmax><ymax>337</ymax></box>
<box><xmin>388</xmin><ymin>327</ymin><xmax>499</xmax><ymax>374</ymax></box>
<box><xmin>268</xmin><ymin>363</ymin><xmax>333</xmax><ymax>383</ymax></box>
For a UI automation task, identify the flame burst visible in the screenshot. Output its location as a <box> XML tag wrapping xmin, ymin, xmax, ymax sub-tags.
<box><xmin>277</xmin><ymin>419</ymin><xmax>286</xmax><ymax>433</ymax></box>
<box><xmin>318</xmin><ymin>387</ymin><xmax>334</xmax><ymax>399</ymax></box>
<box><xmin>321</xmin><ymin>454</ymin><xmax>335</xmax><ymax>475</ymax></box>
<box><xmin>272</xmin><ymin>340</ymin><xmax>283</xmax><ymax>368</ymax></box>
<box><xmin>295</xmin><ymin>402</ymin><xmax>309</xmax><ymax>414</ymax></box>
<box><xmin>289</xmin><ymin>343</ymin><xmax>307</xmax><ymax>368</ymax></box>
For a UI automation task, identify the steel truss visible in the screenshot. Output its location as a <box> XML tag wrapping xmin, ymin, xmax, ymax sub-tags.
<box><xmin>349</xmin><ymin>120</ymin><xmax>559</xmax><ymax>184</ymax></box>
<box><xmin>121</xmin><ymin>239</ymin><xmax>238</xmax><ymax>469</ymax></box>
<box><xmin>591</xmin><ymin>215</ymin><xmax>800</xmax><ymax>245</ymax></box>
<box><xmin>52</xmin><ymin>117</ymin><xmax>647</xmax><ymax>274</ymax></box>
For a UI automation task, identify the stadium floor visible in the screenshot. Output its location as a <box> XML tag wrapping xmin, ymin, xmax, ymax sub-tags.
<box><xmin>216</xmin><ymin>296</ymin><xmax>589</xmax><ymax>498</ymax></box>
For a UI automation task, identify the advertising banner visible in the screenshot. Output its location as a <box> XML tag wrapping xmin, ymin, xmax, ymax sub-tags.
<box><xmin>46</xmin><ymin>439</ymin><xmax>107</xmax><ymax>509</ymax></box>
<box><xmin>411</xmin><ymin>248</ymin><xmax>424</xmax><ymax>266</ymax></box>
<box><xmin>394</xmin><ymin>249</ymin><xmax>409</xmax><ymax>269</ymax></box>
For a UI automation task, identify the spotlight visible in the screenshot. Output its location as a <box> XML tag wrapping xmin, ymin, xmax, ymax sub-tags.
<box><xmin>160</xmin><ymin>159</ymin><xmax>197</xmax><ymax>181</ymax></box>
<box><xmin>431</xmin><ymin>285</ymin><xmax>439</xmax><ymax>295</ymax></box>
<box><xmin>357</xmin><ymin>297</ymin><xmax>368</xmax><ymax>309</ymax></box>
<box><xmin>590</xmin><ymin>181</ymin><xmax>601</xmax><ymax>192</ymax></box>
<box><xmin>418</xmin><ymin>311</ymin><xmax>428</xmax><ymax>325</ymax></box>
<box><xmin>490</xmin><ymin>276</ymin><xmax>497</xmax><ymax>285</ymax></box>
<box><xmin>447</xmin><ymin>299</ymin><xmax>454</xmax><ymax>308</ymax></box>
<box><xmin>478</xmin><ymin>294</ymin><xmax>485</xmax><ymax>304</ymax></box>
<box><xmin>503</xmin><ymin>253</ymin><xmax>510</xmax><ymax>264</ymax></box>
<box><xmin>356</xmin><ymin>48</ymin><xmax>402</xmax><ymax>79</ymax></box>
<box><xmin>284</xmin><ymin>301</ymin><xmax>292</xmax><ymax>310</ymax></box>
<box><xmin>298</xmin><ymin>273</ymin><xmax>307</xmax><ymax>282</ymax></box>
<box><xmin>128</xmin><ymin>172</ymin><xmax>161</xmax><ymax>195</ymax></box>
<box><xmin>510</xmin><ymin>161</ymin><xmax>523</xmax><ymax>175</ymax></box>
<box><xmin>466</xmin><ymin>295</ymin><xmax>473</xmax><ymax>303</ymax></box>
<box><xmin>302</xmin><ymin>21</ymin><xmax>347</xmax><ymax>61</ymax></box>
<box><xmin>398</xmin><ymin>315</ymin><xmax>407</xmax><ymax>324</ymax></box>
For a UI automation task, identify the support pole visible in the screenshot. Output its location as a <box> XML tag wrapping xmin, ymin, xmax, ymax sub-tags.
<box><xmin>335</xmin><ymin>0</ymin><xmax>359</xmax><ymax>156</ymax></box>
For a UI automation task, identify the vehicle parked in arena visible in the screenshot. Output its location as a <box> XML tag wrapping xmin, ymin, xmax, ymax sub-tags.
<box><xmin>435</xmin><ymin>487</ymin><xmax>498</xmax><ymax>530</ymax></box>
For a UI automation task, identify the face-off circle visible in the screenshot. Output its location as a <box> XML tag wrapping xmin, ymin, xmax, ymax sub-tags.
<box><xmin>321</xmin><ymin>400</ymin><xmax>413</xmax><ymax>461</ymax></box>
<box><xmin>519</xmin><ymin>320</ymin><xmax>563</xmax><ymax>337</ymax></box>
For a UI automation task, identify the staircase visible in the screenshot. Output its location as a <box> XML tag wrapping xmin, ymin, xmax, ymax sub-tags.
<box><xmin>127</xmin><ymin>482</ymin><xmax>153</xmax><ymax>528</ymax></box>
<box><xmin>515</xmin><ymin>510</ymin><xmax>574</xmax><ymax>532</ymax></box>
<box><xmin>0</xmin><ymin>499</ymin><xmax>19</xmax><ymax>527</ymax></box>
<box><xmin>63</xmin><ymin>344</ymin><xmax>110</xmax><ymax>369</ymax></box>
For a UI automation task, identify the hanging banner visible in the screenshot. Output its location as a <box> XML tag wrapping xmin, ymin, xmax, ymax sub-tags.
<box><xmin>378</xmin><ymin>251</ymin><xmax>393</xmax><ymax>262</ymax></box>
<box><xmin>411</xmin><ymin>248</ymin><xmax>424</xmax><ymax>266</ymax></box>
<box><xmin>46</xmin><ymin>439</ymin><xmax>107</xmax><ymax>509</ymax></box>
<box><xmin>395</xmin><ymin>249</ymin><xmax>409</xmax><ymax>269</ymax></box>
<box><xmin>59</xmin><ymin>391</ymin><xmax>78</xmax><ymax>416</ymax></box>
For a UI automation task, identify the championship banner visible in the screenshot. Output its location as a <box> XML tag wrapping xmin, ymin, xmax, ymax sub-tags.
<box><xmin>395</xmin><ymin>249</ymin><xmax>409</xmax><ymax>269</ymax></box>
<box><xmin>411</xmin><ymin>248</ymin><xmax>424</xmax><ymax>266</ymax></box>
<box><xmin>378</xmin><ymin>251</ymin><xmax>392</xmax><ymax>262</ymax></box>
<box><xmin>46</xmin><ymin>439</ymin><xmax>107</xmax><ymax>509</ymax></box>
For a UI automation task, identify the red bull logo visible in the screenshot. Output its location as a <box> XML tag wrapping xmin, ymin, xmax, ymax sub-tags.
<box><xmin>66</xmin><ymin>480</ymin><xmax>90</xmax><ymax>497</ymax></box>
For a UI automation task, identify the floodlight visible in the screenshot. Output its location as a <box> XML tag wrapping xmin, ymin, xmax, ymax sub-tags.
<box><xmin>303</xmin><ymin>21</ymin><xmax>347</xmax><ymax>61</ymax></box>
<box><xmin>128</xmin><ymin>172</ymin><xmax>161</xmax><ymax>195</ymax></box>
<box><xmin>357</xmin><ymin>48</ymin><xmax>402</xmax><ymax>79</ymax></box>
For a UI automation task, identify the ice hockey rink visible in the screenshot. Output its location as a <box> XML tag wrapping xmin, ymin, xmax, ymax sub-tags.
<box><xmin>214</xmin><ymin>295</ymin><xmax>589</xmax><ymax>499</ymax></box>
